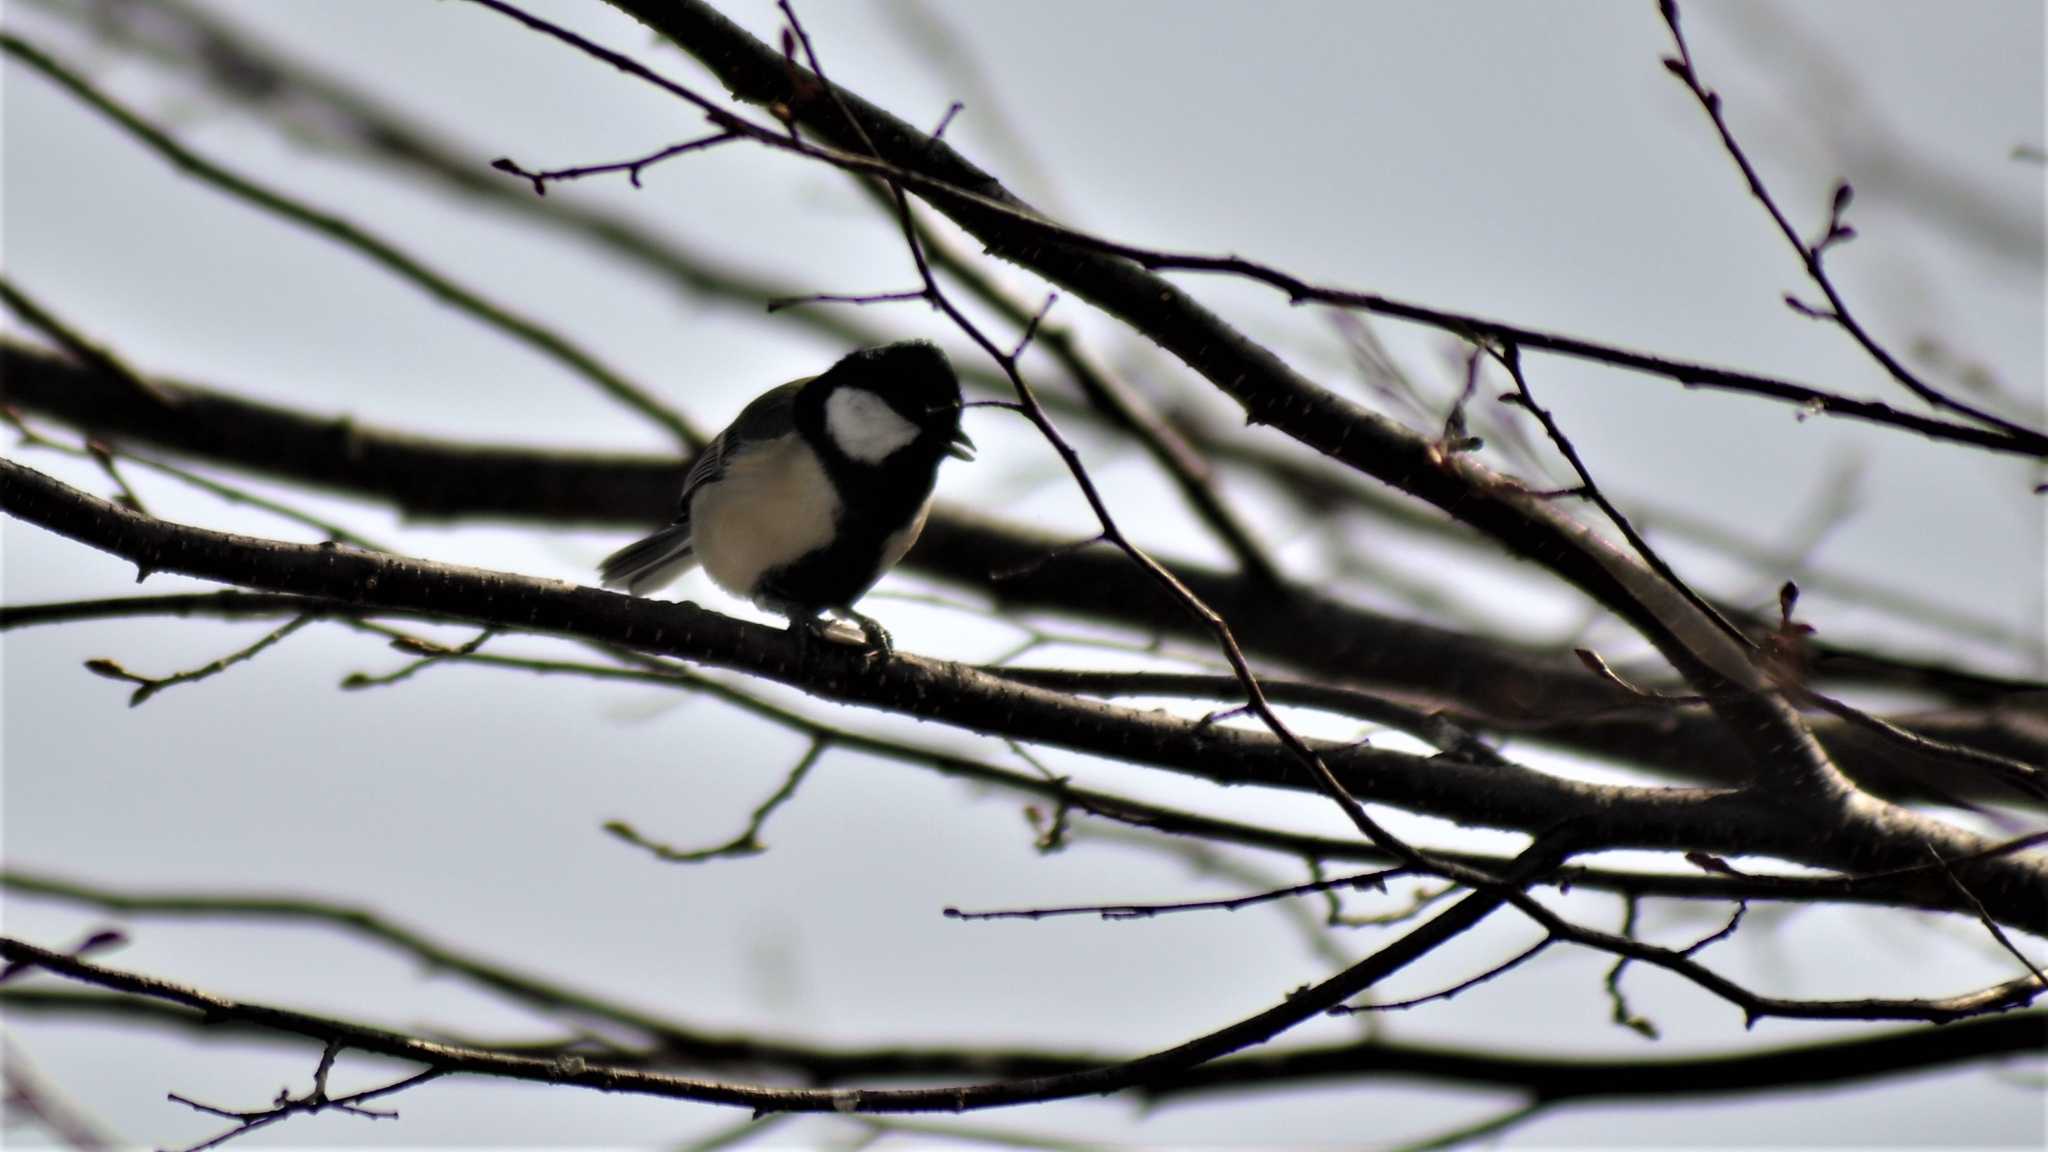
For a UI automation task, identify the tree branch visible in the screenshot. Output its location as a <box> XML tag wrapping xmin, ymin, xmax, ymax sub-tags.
<box><xmin>8</xmin><ymin>340</ymin><xmax>2040</xmax><ymax>806</ymax></box>
<box><xmin>0</xmin><ymin>32</ymin><xmax>702</xmax><ymax>450</ymax></box>
<box><xmin>5</xmin><ymin>459</ymin><xmax>2043</xmax><ymax>934</ymax></box>
<box><xmin>10</xmin><ymin>985</ymin><xmax>2037</xmax><ymax>1109</ymax></box>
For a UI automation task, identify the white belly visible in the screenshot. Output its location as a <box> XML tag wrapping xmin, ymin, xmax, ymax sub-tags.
<box><xmin>689</xmin><ymin>437</ymin><xmax>841</xmax><ymax>600</ymax></box>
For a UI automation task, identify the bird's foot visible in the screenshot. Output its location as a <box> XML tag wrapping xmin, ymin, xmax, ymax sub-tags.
<box><xmin>786</xmin><ymin>613</ymin><xmax>833</xmax><ymax>665</ymax></box>
<box><xmin>843</xmin><ymin>609</ymin><xmax>894</xmax><ymax>662</ymax></box>
<box><xmin>784</xmin><ymin>610</ymin><xmax>891</xmax><ymax>667</ymax></box>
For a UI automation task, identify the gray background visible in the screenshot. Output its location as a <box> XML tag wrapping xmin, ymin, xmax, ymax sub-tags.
<box><xmin>3</xmin><ymin>0</ymin><xmax>2043</xmax><ymax>1146</ymax></box>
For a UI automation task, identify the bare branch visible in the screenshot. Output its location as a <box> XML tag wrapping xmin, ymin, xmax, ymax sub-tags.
<box><xmin>943</xmin><ymin>867</ymin><xmax>1409</xmax><ymax>923</ymax></box>
<box><xmin>84</xmin><ymin>615</ymin><xmax>313</xmax><ymax>707</ymax></box>
<box><xmin>490</xmin><ymin>129</ymin><xmax>739</xmax><ymax>193</ymax></box>
<box><xmin>1926</xmin><ymin>846</ymin><xmax>2048</xmax><ymax>993</ymax></box>
<box><xmin>162</xmin><ymin>1049</ymin><xmax>434</xmax><ymax>1152</ymax></box>
<box><xmin>606</xmin><ymin>739</ymin><xmax>827</xmax><ymax>863</ymax></box>
<box><xmin>1495</xmin><ymin>344</ymin><xmax>1754</xmax><ymax>660</ymax></box>
<box><xmin>1603</xmin><ymin>897</ymin><xmax>1662</xmax><ymax>1040</ymax></box>
<box><xmin>1657</xmin><ymin>0</ymin><xmax>2039</xmax><ymax>442</ymax></box>
<box><xmin>11</xmin><ymin>340</ymin><xmax>2040</xmax><ymax>809</ymax></box>
<box><xmin>0</xmin><ymin>33</ymin><xmax>702</xmax><ymax>450</ymax></box>
<box><xmin>1330</xmin><ymin>938</ymin><xmax>1553</xmax><ymax>1017</ymax></box>
<box><xmin>532</xmin><ymin>0</ymin><xmax>2048</xmax><ymax>459</ymax></box>
<box><xmin>340</xmin><ymin>626</ymin><xmax>496</xmax><ymax>690</ymax></box>
<box><xmin>7</xmin><ymin>459</ymin><xmax>2042</xmax><ymax>934</ymax></box>
<box><xmin>0</xmin><ymin>275</ymin><xmax>176</xmax><ymax>408</ymax></box>
<box><xmin>0</xmin><ymin>829</ymin><xmax>1571</xmax><ymax>1114</ymax></box>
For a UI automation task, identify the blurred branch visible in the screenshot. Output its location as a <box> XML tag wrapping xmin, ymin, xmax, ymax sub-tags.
<box><xmin>17</xmin><ymin>0</ymin><xmax>1010</xmax><ymax>391</ymax></box>
<box><xmin>1387</xmin><ymin>1101</ymin><xmax>1548</xmax><ymax>1152</ymax></box>
<box><xmin>605</xmin><ymin>738</ymin><xmax>825</xmax><ymax>863</ymax></box>
<box><xmin>0</xmin><ymin>276</ymin><xmax>173</xmax><ymax>407</ymax></box>
<box><xmin>847</xmin><ymin>1115</ymin><xmax>1103</xmax><ymax>1152</ymax></box>
<box><xmin>339</xmin><ymin>625</ymin><xmax>496</xmax><ymax>689</ymax></box>
<box><xmin>1713</xmin><ymin>3</ymin><xmax>2043</xmax><ymax>275</ymax></box>
<box><xmin>878</xmin><ymin>0</ymin><xmax>1069</xmax><ymax>215</ymax></box>
<box><xmin>0</xmin><ymin>32</ymin><xmax>702</xmax><ymax>450</ymax></box>
<box><xmin>0</xmin><ymin>1037</ymin><xmax>118</xmax><ymax>1151</ymax></box>
<box><xmin>6</xmin><ymin>815</ymin><xmax>2036</xmax><ymax>1119</ymax></box>
<box><xmin>5</xmin><ymin>397</ymin><xmax>390</xmax><ymax>550</ymax></box>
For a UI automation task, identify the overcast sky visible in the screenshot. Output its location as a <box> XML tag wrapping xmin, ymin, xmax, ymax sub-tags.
<box><xmin>3</xmin><ymin>1</ymin><xmax>2042</xmax><ymax>1147</ymax></box>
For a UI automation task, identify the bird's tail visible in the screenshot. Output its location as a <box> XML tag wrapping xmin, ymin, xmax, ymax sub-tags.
<box><xmin>598</xmin><ymin>524</ymin><xmax>697</xmax><ymax>596</ymax></box>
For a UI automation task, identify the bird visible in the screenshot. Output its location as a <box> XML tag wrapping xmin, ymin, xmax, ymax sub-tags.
<box><xmin>599</xmin><ymin>341</ymin><xmax>974</xmax><ymax>655</ymax></box>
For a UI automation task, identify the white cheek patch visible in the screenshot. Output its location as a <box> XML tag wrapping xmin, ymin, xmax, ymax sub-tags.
<box><xmin>825</xmin><ymin>387</ymin><xmax>920</xmax><ymax>464</ymax></box>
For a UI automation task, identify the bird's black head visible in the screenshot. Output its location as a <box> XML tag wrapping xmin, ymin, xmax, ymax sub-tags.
<box><xmin>799</xmin><ymin>341</ymin><xmax>973</xmax><ymax>470</ymax></box>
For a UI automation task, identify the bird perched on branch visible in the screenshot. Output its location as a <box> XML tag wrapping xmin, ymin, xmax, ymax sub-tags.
<box><xmin>600</xmin><ymin>341</ymin><xmax>974</xmax><ymax>654</ymax></box>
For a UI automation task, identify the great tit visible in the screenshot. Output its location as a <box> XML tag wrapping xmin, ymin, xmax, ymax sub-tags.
<box><xmin>599</xmin><ymin>341</ymin><xmax>974</xmax><ymax>651</ymax></box>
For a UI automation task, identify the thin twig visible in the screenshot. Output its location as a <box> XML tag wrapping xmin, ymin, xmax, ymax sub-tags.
<box><xmin>84</xmin><ymin>615</ymin><xmax>313</xmax><ymax>706</ymax></box>
<box><xmin>1925</xmin><ymin>845</ymin><xmax>2048</xmax><ymax>992</ymax></box>
<box><xmin>605</xmin><ymin>739</ymin><xmax>827</xmax><ymax>863</ymax></box>
<box><xmin>164</xmin><ymin>1060</ymin><xmax>436</xmax><ymax>1152</ymax></box>
<box><xmin>341</xmin><ymin>626</ymin><xmax>496</xmax><ymax>690</ymax></box>
<box><xmin>1496</xmin><ymin>342</ymin><xmax>1754</xmax><ymax>657</ymax></box>
<box><xmin>1386</xmin><ymin>1100</ymin><xmax>1548</xmax><ymax>1152</ymax></box>
<box><xmin>1330</xmin><ymin>938</ymin><xmax>1552</xmax><ymax>1016</ymax></box>
<box><xmin>1603</xmin><ymin>896</ymin><xmax>1660</xmax><ymax>1040</ymax></box>
<box><xmin>1657</xmin><ymin>0</ymin><xmax>2038</xmax><ymax>442</ymax></box>
<box><xmin>491</xmin><ymin>129</ymin><xmax>738</xmax><ymax>192</ymax></box>
<box><xmin>943</xmin><ymin>867</ymin><xmax>1408</xmax><ymax>923</ymax></box>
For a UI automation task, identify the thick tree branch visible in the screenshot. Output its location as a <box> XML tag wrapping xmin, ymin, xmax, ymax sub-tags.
<box><xmin>1</xmin><ymin>624</ymin><xmax>2024</xmax><ymax>916</ymax></box>
<box><xmin>587</xmin><ymin>1</ymin><xmax>2047</xmax><ymax>461</ymax></box>
<box><xmin>498</xmin><ymin>0</ymin><xmax>1885</xmax><ymax>838</ymax></box>
<box><xmin>6</xmin><ymin>459</ymin><xmax>2044</xmax><ymax>935</ymax></box>
<box><xmin>10</xmin><ymin>985</ymin><xmax>2037</xmax><ymax>1108</ymax></box>
<box><xmin>0</xmin><ymin>831</ymin><xmax>1573</xmax><ymax>1113</ymax></box>
<box><xmin>9</xmin><ymin>342</ymin><xmax>2040</xmax><ymax>807</ymax></box>
<box><xmin>41</xmin><ymin>0</ymin><xmax>2027</xmax><ymax>663</ymax></box>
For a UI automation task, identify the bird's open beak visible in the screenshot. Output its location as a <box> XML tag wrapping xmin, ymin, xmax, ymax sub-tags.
<box><xmin>946</xmin><ymin>429</ymin><xmax>977</xmax><ymax>461</ymax></box>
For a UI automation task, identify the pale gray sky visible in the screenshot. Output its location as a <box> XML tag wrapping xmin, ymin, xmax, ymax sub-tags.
<box><xmin>3</xmin><ymin>1</ymin><xmax>2042</xmax><ymax>1147</ymax></box>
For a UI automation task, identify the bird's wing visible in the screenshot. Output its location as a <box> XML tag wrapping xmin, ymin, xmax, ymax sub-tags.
<box><xmin>672</xmin><ymin>378</ymin><xmax>811</xmax><ymax>526</ymax></box>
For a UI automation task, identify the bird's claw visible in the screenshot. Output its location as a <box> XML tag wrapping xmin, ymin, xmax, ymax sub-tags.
<box><xmin>786</xmin><ymin>611</ymin><xmax>892</xmax><ymax>667</ymax></box>
<box><xmin>848</xmin><ymin>611</ymin><xmax>894</xmax><ymax>662</ymax></box>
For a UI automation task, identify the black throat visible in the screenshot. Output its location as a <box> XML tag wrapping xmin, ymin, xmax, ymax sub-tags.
<box><xmin>764</xmin><ymin>391</ymin><xmax>945</xmax><ymax>612</ymax></box>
